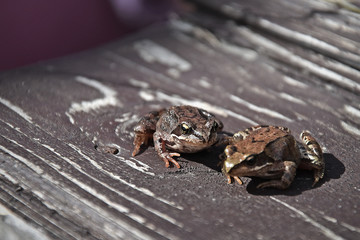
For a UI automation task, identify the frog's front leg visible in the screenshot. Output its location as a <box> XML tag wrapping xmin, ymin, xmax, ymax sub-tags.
<box><xmin>214</xmin><ymin>134</ymin><xmax>232</xmax><ymax>147</ymax></box>
<box><xmin>153</xmin><ymin>132</ymin><xmax>181</xmax><ymax>168</ymax></box>
<box><xmin>257</xmin><ymin>161</ymin><xmax>297</xmax><ymax>189</ymax></box>
<box><xmin>225</xmin><ymin>175</ymin><xmax>244</xmax><ymax>185</ymax></box>
<box><xmin>132</xmin><ymin>110</ymin><xmax>162</xmax><ymax>156</ymax></box>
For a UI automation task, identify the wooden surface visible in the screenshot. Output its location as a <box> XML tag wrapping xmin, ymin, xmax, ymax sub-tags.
<box><xmin>1</xmin><ymin>0</ymin><xmax>360</xmax><ymax>239</ymax></box>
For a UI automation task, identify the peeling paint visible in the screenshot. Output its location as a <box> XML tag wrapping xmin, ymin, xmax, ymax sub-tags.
<box><xmin>68</xmin><ymin>76</ymin><xmax>119</xmax><ymax>114</ymax></box>
<box><xmin>271</xmin><ymin>197</ymin><xmax>345</xmax><ymax>240</ymax></box>
<box><xmin>0</xmin><ymin>97</ymin><xmax>33</xmax><ymax>124</ymax></box>
<box><xmin>134</xmin><ymin>39</ymin><xmax>192</xmax><ymax>72</ymax></box>
<box><xmin>230</xmin><ymin>94</ymin><xmax>293</xmax><ymax>122</ymax></box>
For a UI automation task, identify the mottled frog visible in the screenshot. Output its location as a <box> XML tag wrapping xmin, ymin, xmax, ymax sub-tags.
<box><xmin>221</xmin><ymin>125</ymin><xmax>325</xmax><ymax>189</ymax></box>
<box><xmin>132</xmin><ymin>105</ymin><xmax>223</xmax><ymax>168</ymax></box>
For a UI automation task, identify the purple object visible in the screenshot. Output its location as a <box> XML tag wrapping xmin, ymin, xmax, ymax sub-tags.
<box><xmin>0</xmin><ymin>0</ymin><xmax>175</xmax><ymax>70</ymax></box>
<box><xmin>110</xmin><ymin>0</ymin><xmax>175</xmax><ymax>27</ymax></box>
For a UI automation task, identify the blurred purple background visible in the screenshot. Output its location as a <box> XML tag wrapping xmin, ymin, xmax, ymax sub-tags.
<box><xmin>0</xmin><ymin>0</ymin><xmax>177</xmax><ymax>71</ymax></box>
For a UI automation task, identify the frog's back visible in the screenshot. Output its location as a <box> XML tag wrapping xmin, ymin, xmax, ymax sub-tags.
<box><xmin>251</xmin><ymin>125</ymin><xmax>290</xmax><ymax>142</ymax></box>
<box><xmin>235</xmin><ymin>125</ymin><xmax>289</xmax><ymax>142</ymax></box>
<box><xmin>229</xmin><ymin>126</ymin><xmax>288</xmax><ymax>157</ymax></box>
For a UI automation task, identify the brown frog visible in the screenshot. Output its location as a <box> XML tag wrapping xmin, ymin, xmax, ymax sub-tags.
<box><xmin>132</xmin><ymin>105</ymin><xmax>223</xmax><ymax>168</ymax></box>
<box><xmin>221</xmin><ymin>125</ymin><xmax>325</xmax><ymax>189</ymax></box>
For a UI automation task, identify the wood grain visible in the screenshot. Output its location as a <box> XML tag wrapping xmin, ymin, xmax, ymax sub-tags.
<box><xmin>0</xmin><ymin>0</ymin><xmax>359</xmax><ymax>239</ymax></box>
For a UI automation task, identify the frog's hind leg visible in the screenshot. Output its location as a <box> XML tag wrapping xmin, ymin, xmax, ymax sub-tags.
<box><xmin>257</xmin><ymin>161</ymin><xmax>297</xmax><ymax>189</ymax></box>
<box><xmin>132</xmin><ymin>110</ymin><xmax>162</xmax><ymax>156</ymax></box>
<box><xmin>132</xmin><ymin>132</ymin><xmax>154</xmax><ymax>156</ymax></box>
<box><xmin>299</xmin><ymin>131</ymin><xmax>325</xmax><ymax>187</ymax></box>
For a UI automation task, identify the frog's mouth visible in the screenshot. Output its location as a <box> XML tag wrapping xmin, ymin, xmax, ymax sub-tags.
<box><xmin>228</xmin><ymin>162</ymin><xmax>274</xmax><ymax>176</ymax></box>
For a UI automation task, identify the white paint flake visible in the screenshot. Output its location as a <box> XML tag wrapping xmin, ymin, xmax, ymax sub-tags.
<box><xmin>0</xmin><ymin>144</ymin><xmax>43</xmax><ymax>175</ymax></box>
<box><xmin>170</xmin><ymin>19</ymin><xmax>258</xmax><ymax>61</ymax></box>
<box><xmin>68</xmin><ymin>76</ymin><xmax>119</xmax><ymax>115</ymax></box>
<box><xmin>128</xmin><ymin>78</ymin><xmax>150</xmax><ymax>88</ymax></box>
<box><xmin>320</xmin><ymin>211</ymin><xmax>360</xmax><ymax>234</ymax></box>
<box><xmin>0</xmin><ymin>204</ymin><xmax>50</xmax><ymax>240</ymax></box>
<box><xmin>0</xmin><ymin>168</ymin><xmax>19</xmax><ymax>185</ymax></box>
<box><xmin>235</xmin><ymin>26</ymin><xmax>360</xmax><ymax>93</ymax></box>
<box><xmin>0</xmin><ymin>97</ymin><xmax>33</xmax><ymax>123</ymax></box>
<box><xmin>340</xmin><ymin>121</ymin><xmax>360</xmax><ymax>137</ymax></box>
<box><xmin>114</xmin><ymin>112</ymin><xmax>133</xmax><ymax>123</ymax></box>
<box><xmin>0</xmin><ymin>130</ymin><xmax>155</xmax><ymax>239</ymax></box>
<box><xmin>230</xmin><ymin>94</ymin><xmax>293</xmax><ymax>122</ymax></box>
<box><xmin>270</xmin><ymin>197</ymin><xmax>346</xmax><ymax>240</ymax></box>
<box><xmin>39</xmin><ymin>142</ymin><xmax>184</xmax><ymax>232</ymax></box>
<box><xmin>134</xmin><ymin>39</ymin><xmax>192</xmax><ymax>72</ymax></box>
<box><xmin>70</xmin><ymin>175</ymin><xmax>130</xmax><ymax>214</ymax></box>
<box><xmin>198</xmin><ymin>77</ymin><xmax>212</xmax><ymax>89</ymax></box>
<box><xmin>109</xmin><ymin>52</ymin><xmax>198</xmax><ymax>93</ymax></box>
<box><xmin>341</xmin><ymin>222</ymin><xmax>360</xmax><ymax>234</ymax></box>
<box><xmin>65</xmin><ymin>112</ymin><xmax>75</xmax><ymax>124</ymax></box>
<box><xmin>116</xmin><ymin>157</ymin><xmax>151</xmax><ymax>175</ymax></box>
<box><xmin>344</xmin><ymin>105</ymin><xmax>360</xmax><ymax>119</ymax></box>
<box><xmin>282</xmin><ymin>76</ymin><xmax>308</xmax><ymax>89</ymax></box>
<box><xmin>167</xmin><ymin>68</ymin><xmax>181</xmax><ymax>78</ymax></box>
<box><xmin>67</xmin><ymin>144</ymin><xmax>182</xmax><ymax>210</ymax></box>
<box><xmin>139</xmin><ymin>90</ymin><xmax>155</xmax><ymax>101</ymax></box>
<box><xmin>219</xmin><ymin>40</ymin><xmax>258</xmax><ymax>61</ymax></box>
<box><xmin>41</xmin><ymin>172</ymin><xmax>153</xmax><ymax>240</ymax></box>
<box><xmin>256</xmin><ymin>18</ymin><xmax>360</xmax><ymax>65</ymax></box>
<box><xmin>278</xmin><ymin>93</ymin><xmax>306</xmax><ymax>105</ymax></box>
<box><xmin>316</xmin><ymin>15</ymin><xmax>359</xmax><ymax>35</ymax></box>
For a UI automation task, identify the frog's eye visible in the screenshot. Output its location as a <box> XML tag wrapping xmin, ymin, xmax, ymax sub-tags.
<box><xmin>181</xmin><ymin>123</ymin><xmax>191</xmax><ymax>134</ymax></box>
<box><xmin>245</xmin><ymin>156</ymin><xmax>256</xmax><ymax>166</ymax></box>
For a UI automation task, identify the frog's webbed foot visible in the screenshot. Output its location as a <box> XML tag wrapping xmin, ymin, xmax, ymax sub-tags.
<box><xmin>154</xmin><ymin>132</ymin><xmax>181</xmax><ymax>168</ymax></box>
<box><xmin>132</xmin><ymin>132</ymin><xmax>153</xmax><ymax>156</ymax></box>
<box><xmin>233</xmin><ymin>176</ymin><xmax>244</xmax><ymax>185</ymax></box>
<box><xmin>225</xmin><ymin>175</ymin><xmax>243</xmax><ymax>185</ymax></box>
<box><xmin>300</xmin><ymin>131</ymin><xmax>325</xmax><ymax>187</ymax></box>
<box><xmin>159</xmin><ymin>152</ymin><xmax>181</xmax><ymax>168</ymax></box>
<box><xmin>312</xmin><ymin>170</ymin><xmax>323</xmax><ymax>187</ymax></box>
<box><xmin>257</xmin><ymin>161</ymin><xmax>297</xmax><ymax>189</ymax></box>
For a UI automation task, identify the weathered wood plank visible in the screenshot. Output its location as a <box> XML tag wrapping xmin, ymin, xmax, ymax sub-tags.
<box><xmin>191</xmin><ymin>0</ymin><xmax>360</xmax><ymax>68</ymax></box>
<box><xmin>0</xmin><ymin>1</ymin><xmax>360</xmax><ymax>239</ymax></box>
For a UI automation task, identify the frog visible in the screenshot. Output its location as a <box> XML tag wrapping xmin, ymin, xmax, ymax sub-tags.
<box><xmin>132</xmin><ymin>105</ymin><xmax>223</xmax><ymax>168</ymax></box>
<box><xmin>220</xmin><ymin>125</ymin><xmax>325</xmax><ymax>189</ymax></box>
